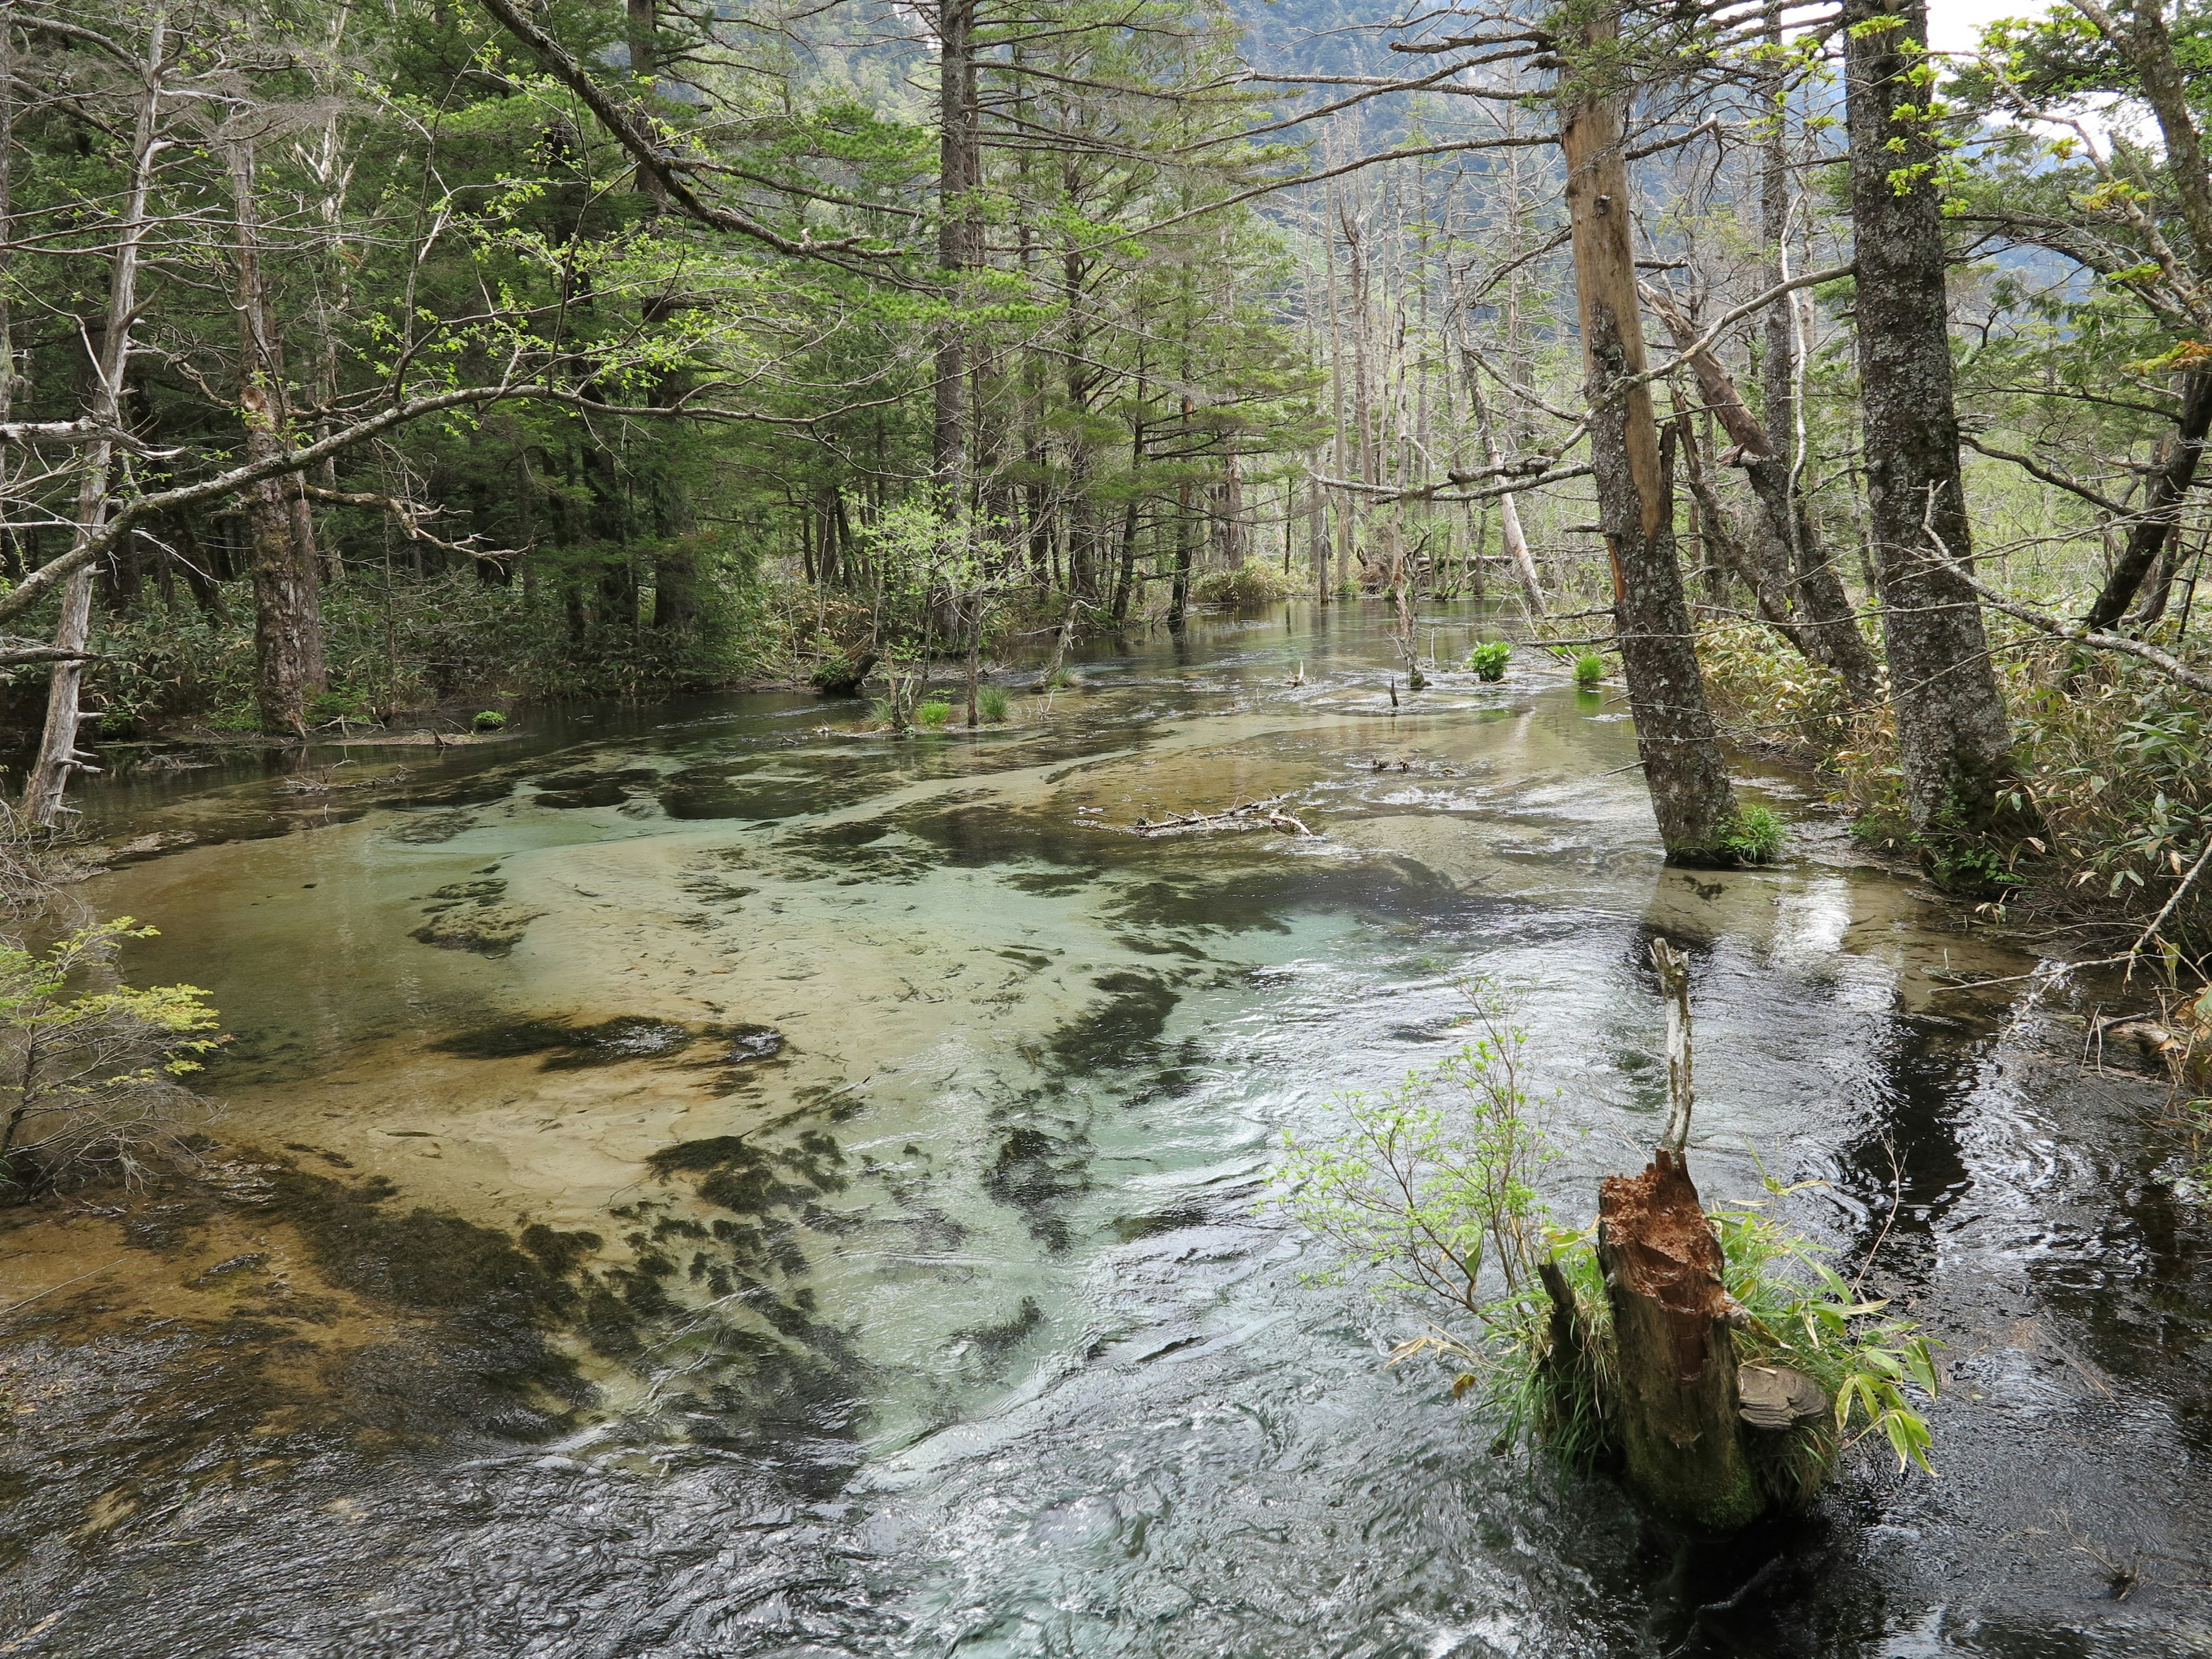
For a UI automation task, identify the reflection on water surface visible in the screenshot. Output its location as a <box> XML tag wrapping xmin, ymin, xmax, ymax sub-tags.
<box><xmin>2</xmin><ymin>604</ymin><xmax>2206</xmax><ymax>1657</ymax></box>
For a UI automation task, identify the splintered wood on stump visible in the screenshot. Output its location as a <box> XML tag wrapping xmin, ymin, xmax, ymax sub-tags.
<box><xmin>1596</xmin><ymin>938</ymin><xmax>1762</xmax><ymax>1528</ymax></box>
<box><xmin>1597</xmin><ymin>1151</ymin><xmax>1762</xmax><ymax>1529</ymax></box>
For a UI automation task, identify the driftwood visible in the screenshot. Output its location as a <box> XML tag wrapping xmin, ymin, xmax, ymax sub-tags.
<box><xmin>1124</xmin><ymin>796</ymin><xmax>1315</xmax><ymax>838</ymax></box>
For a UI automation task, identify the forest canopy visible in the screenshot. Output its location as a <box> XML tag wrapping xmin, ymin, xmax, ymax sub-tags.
<box><xmin>4</xmin><ymin>0</ymin><xmax>2212</xmax><ymax>926</ymax></box>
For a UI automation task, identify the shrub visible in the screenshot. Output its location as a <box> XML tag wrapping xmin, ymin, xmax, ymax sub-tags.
<box><xmin>1275</xmin><ymin>984</ymin><xmax>1937</xmax><ymax>1503</ymax></box>
<box><xmin>915</xmin><ymin>699</ymin><xmax>953</xmax><ymax>729</ymax></box>
<box><xmin>1720</xmin><ymin>804</ymin><xmax>1785</xmax><ymax>865</ymax></box>
<box><xmin>1468</xmin><ymin>641</ymin><xmax>1512</xmax><ymax>681</ymax></box>
<box><xmin>978</xmin><ymin>685</ymin><xmax>1010</xmax><ymax>724</ymax></box>
<box><xmin>472</xmin><ymin>710</ymin><xmax>507</xmax><ymax>732</ymax></box>
<box><xmin>1573</xmin><ymin>652</ymin><xmax>1605</xmax><ymax>688</ymax></box>
<box><xmin>0</xmin><ymin>918</ymin><xmax>223</xmax><ymax>1198</ymax></box>
<box><xmin>1192</xmin><ymin>562</ymin><xmax>1293</xmax><ymax>608</ymax></box>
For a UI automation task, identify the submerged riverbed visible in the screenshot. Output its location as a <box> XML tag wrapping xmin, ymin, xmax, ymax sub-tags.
<box><xmin>2</xmin><ymin>604</ymin><xmax>2207</xmax><ymax>1657</ymax></box>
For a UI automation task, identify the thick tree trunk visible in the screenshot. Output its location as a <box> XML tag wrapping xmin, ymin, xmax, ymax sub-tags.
<box><xmin>1560</xmin><ymin>24</ymin><xmax>1738</xmax><ymax>863</ymax></box>
<box><xmin>1597</xmin><ymin>1150</ymin><xmax>1762</xmax><ymax>1529</ymax></box>
<box><xmin>1844</xmin><ymin>0</ymin><xmax>2025</xmax><ymax>839</ymax></box>
<box><xmin>227</xmin><ymin>137</ymin><xmax>327</xmax><ymax>737</ymax></box>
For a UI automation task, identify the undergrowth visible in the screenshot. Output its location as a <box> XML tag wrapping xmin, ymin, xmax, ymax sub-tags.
<box><xmin>1193</xmin><ymin>563</ymin><xmax>1295</xmax><ymax>608</ymax></box>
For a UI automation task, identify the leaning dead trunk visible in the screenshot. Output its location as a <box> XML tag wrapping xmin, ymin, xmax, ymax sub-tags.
<box><xmin>1594</xmin><ymin>939</ymin><xmax>1763</xmax><ymax>1528</ymax></box>
<box><xmin>2086</xmin><ymin>372</ymin><xmax>2212</xmax><ymax>632</ymax></box>
<box><xmin>1560</xmin><ymin>21</ymin><xmax>1738</xmax><ymax>863</ymax></box>
<box><xmin>1647</xmin><ymin>287</ymin><xmax>1882</xmax><ymax>705</ymax></box>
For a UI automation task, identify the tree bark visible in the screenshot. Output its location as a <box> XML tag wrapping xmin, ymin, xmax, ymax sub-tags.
<box><xmin>1595</xmin><ymin>939</ymin><xmax>1762</xmax><ymax>1529</ymax></box>
<box><xmin>1597</xmin><ymin>1150</ymin><xmax>1762</xmax><ymax>1529</ymax></box>
<box><xmin>1844</xmin><ymin>0</ymin><xmax>2026</xmax><ymax>839</ymax></box>
<box><xmin>1560</xmin><ymin>18</ymin><xmax>1738</xmax><ymax>863</ymax></box>
<box><xmin>1649</xmin><ymin>288</ymin><xmax>1882</xmax><ymax>702</ymax></box>
<box><xmin>226</xmin><ymin>136</ymin><xmax>328</xmax><ymax>737</ymax></box>
<box><xmin>933</xmin><ymin>0</ymin><xmax>974</xmax><ymax>497</ymax></box>
<box><xmin>25</xmin><ymin>14</ymin><xmax>169</xmax><ymax>824</ymax></box>
<box><xmin>2083</xmin><ymin>371</ymin><xmax>2212</xmax><ymax>632</ymax></box>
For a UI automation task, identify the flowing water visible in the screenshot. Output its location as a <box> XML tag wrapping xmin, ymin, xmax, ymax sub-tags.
<box><xmin>2</xmin><ymin>604</ymin><xmax>2207</xmax><ymax>1657</ymax></box>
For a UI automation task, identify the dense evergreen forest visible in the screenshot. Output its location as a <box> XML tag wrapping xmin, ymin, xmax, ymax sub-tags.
<box><xmin>5</xmin><ymin>0</ymin><xmax>2212</xmax><ymax>923</ymax></box>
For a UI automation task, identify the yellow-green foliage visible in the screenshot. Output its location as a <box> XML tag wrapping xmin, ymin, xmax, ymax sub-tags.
<box><xmin>1696</xmin><ymin>623</ymin><xmax>1867</xmax><ymax>763</ymax></box>
<box><xmin>0</xmin><ymin>919</ymin><xmax>223</xmax><ymax>1195</ymax></box>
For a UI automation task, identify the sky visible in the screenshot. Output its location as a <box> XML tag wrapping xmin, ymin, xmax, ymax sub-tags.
<box><xmin>1923</xmin><ymin>0</ymin><xmax>2044</xmax><ymax>53</ymax></box>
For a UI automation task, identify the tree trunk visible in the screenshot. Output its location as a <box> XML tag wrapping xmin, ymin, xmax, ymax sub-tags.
<box><xmin>1460</xmin><ymin>351</ymin><xmax>1544</xmax><ymax>613</ymax></box>
<box><xmin>26</xmin><ymin>14</ymin><xmax>168</xmax><ymax>824</ymax></box>
<box><xmin>1650</xmin><ymin>289</ymin><xmax>1882</xmax><ymax>702</ymax></box>
<box><xmin>1844</xmin><ymin>0</ymin><xmax>2026</xmax><ymax>840</ymax></box>
<box><xmin>2084</xmin><ymin>371</ymin><xmax>2212</xmax><ymax>632</ymax></box>
<box><xmin>1168</xmin><ymin>479</ymin><xmax>1193</xmax><ymax>628</ymax></box>
<box><xmin>1597</xmin><ymin>1150</ymin><xmax>1761</xmax><ymax>1529</ymax></box>
<box><xmin>933</xmin><ymin>0</ymin><xmax>974</xmax><ymax>496</ymax></box>
<box><xmin>1560</xmin><ymin>17</ymin><xmax>1738</xmax><ymax>863</ymax></box>
<box><xmin>226</xmin><ymin>136</ymin><xmax>327</xmax><ymax>737</ymax></box>
<box><xmin>1308</xmin><ymin>463</ymin><xmax>1328</xmax><ymax>599</ymax></box>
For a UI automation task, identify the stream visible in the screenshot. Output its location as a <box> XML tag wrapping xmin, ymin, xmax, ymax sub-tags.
<box><xmin>2</xmin><ymin>603</ymin><xmax>2207</xmax><ymax>1657</ymax></box>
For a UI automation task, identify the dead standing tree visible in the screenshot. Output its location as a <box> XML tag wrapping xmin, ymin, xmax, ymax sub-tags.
<box><xmin>1559</xmin><ymin>9</ymin><xmax>1740</xmax><ymax>863</ymax></box>
<box><xmin>22</xmin><ymin>8</ymin><xmax>173</xmax><ymax>825</ymax></box>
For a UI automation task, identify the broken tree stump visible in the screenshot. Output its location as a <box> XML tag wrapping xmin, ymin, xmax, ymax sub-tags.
<box><xmin>1597</xmin><ymin>1149</ymin><xmax>1762</xmax><ymax>1529</ymax></box>
<box><xmin>1592</xmin><ymin>937</ymin><xmax>1763</xmax><ymax>1528</ymax></box>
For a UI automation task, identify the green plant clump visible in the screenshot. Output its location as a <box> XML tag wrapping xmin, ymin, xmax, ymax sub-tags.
<box><xmin>1719</xmin><ymin>804</ymin><xmax>1785</xmax><ymax>865</ymax></box>
<box><xmin>472</xmin><ymin>710</ymin><xmax>507</xmax><ymax>732</ymax></box>
<box><xmin>978</xmin><ymin>685</ymin><xmax>1010</xmax><ymax>724</ymax></box>
<box><xmin>1275</xmin><ymin>985</ymin><xmax>1937</xmax><ymax>1511</ymax></box>
<box><xmin>1573</xmin><ymin>652</ymin><xmax>1605</xmax><ymax>688</ymax></box>
<box><xmin>1468</xmin><ymin>641</ymin><xmax>1512</xmax><ymax>682</ymax></box>
<box><xmin>309</xmin><ymin>690</ymin><xmax>372</xmax><ymax>724</ymax></box>
<box><xmin>916</xmin><ymin>699</ymin><xmax>953</xmax><ymax>729</ymax></box>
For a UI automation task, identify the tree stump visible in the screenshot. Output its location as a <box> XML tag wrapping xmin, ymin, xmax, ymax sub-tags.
<box><xmin>1596</xmin><ymin>1148</ymin><xmax>1763</xmax><ymax>1529</ymax></box>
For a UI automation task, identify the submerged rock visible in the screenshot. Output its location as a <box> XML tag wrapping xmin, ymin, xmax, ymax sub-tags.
<box><xmin>410</xmin><ymin>903</ymin><xmax>543</xmax><ymax>956</ymax></box>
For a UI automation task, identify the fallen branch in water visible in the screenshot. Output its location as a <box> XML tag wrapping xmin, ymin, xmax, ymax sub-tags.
<box><xmin>1119</xmin><ymin>795</ymin><xmax>1316</xmax><ymax>838</ymax></box>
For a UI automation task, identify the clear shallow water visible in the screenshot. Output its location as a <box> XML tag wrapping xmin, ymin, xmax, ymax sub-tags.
<box><xmin>2</xmin><ymin>604</ymin><xmax>2208</xmax><ymax>1657</ymax></box>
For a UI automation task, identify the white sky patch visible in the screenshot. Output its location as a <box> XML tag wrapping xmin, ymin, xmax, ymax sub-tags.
<box><xmin>1924</xmin><ymin>0</ymin><xmax>2044</xmax><ymax>55</ymax></box>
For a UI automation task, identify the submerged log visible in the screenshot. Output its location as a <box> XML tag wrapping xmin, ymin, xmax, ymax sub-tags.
<box><xmin>1596</xmin><ymin>1149</ymin><xmax>1762</xmax><ymax>1529</ymax></box>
